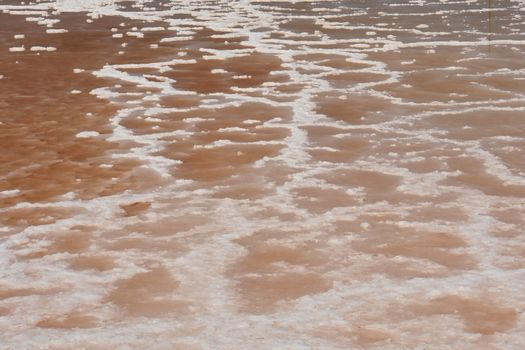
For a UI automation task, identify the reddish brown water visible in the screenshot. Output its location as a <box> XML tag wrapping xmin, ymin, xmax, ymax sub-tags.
<box><xmin>1</xmin><ymin>0</ymin><xmax>525</xmax><ymax>348</ymax></box>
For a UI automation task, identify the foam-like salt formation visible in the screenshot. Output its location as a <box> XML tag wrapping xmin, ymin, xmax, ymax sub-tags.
<box><xmin>75</xmin><ymin>131</ymin><xmax>100</xmax><ymax>138</ymax></box>
<box><xmin>46</xmin><ymin>28</ymin><xmax>68</xmax><ymax>34</ymax></box>
<box><xmin>1</xmin><ymin>0</ymin><xmax>525</xmax><ymax>349</ymax></box>
<box><xmin>30</xmin><ymin>46</ymin><xmax>57</xmax><ymax>52</ymax></box>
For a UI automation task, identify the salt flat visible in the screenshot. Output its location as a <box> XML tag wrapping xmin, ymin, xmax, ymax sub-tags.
<box><xmin>0</xmin><ymin>0</ymin><xmax>524</xmax><ymax>349</ymax></box>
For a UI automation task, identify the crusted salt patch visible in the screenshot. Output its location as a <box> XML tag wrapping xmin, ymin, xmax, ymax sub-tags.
<box><xmin>144</xmin><ymin>117</ymin><xmax>163</xmax><ymax>122</ymax></box>
<box><xmin>0</xmin><ymin>189</ymin><xmax>21</xmax><ymax>197</ymax></box>
<box><xmin>243</xmin><ymin>119</ymin><xmax>260</xmax><ymax>125</ymax></box>
<box><xmin>159</xmin><ymin>36</ymin><xmax>193</xmax><ymax>42</ymax></box>
<box><xmin>46</xmin><ymin>28</ymin><xmax>68</xmax><ymax>34</ymax></box>
<box><xmin>217</xmin><ymin>127</ymin><xmax>247</xmax><ymax>132</ymax></box>
<box><xmin>381</xmin><ymin>39</ymin><xmax>525</xmax><ymax>52</ymax></box>
<box><xmin>126</xmin><ymin>31</ymin><xmax>144</xmax><ymax>38</ymax></box>
<box><xmin>183</xmin><ymin>117</ymin><xmax>207</xmax><ymax>123</ymax></box>
<box><xmin>140</xmin><ymin>26</ymin><xmax>165</xmax><ymax>32</ymax></box>
<box><xmin>233</xmin><ymin>74</ymin><xmax>251</xmax><ymax>79</ymax></box>
<box><xmin>49</xmin><ymin>0</ymin><xmax>111</xmax><ymax>12</ymax></box>
<box><xmin>76</xmin><ymin>131</ymin><xmax>100</xmax><ymax>138</ymax></box>
<box><xmin>30</xmin><ymin>46</ymin><xmax>57</xmax><ymax>52</ymax></box>
<box><xmin>5</xmin><ymin>10</ymin><xmax>47</xmax><ymax>16</ymax></box>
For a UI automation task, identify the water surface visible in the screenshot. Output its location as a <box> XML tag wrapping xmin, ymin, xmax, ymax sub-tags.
<box><xmin>1</xmin><ymin>0</ymin><xmax>525</xmax><ymax>348</ymax></box>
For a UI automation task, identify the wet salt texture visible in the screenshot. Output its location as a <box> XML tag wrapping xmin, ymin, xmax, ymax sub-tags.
<box><xmin>0</xmin><ymin>0</ymin><xmax>525</xmax><ymax>348</ymax></box>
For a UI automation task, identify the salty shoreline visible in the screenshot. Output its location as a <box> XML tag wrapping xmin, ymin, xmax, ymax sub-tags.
<box><xmin>1</xmin><ymin>1</ymin><xmax>525</xmax><ymax>348</ymax></box>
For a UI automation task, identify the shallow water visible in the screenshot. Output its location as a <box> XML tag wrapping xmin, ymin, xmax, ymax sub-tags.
<box><xmin>1</xmin><ymin>0</ymin><xmax>524</xmax><ymax>349</ymax></box>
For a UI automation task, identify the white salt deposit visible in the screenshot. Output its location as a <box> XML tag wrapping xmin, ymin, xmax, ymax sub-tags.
<box><xmin>1</xmin><ymin>1</ymin><xmax>524</xmax><ymax>349</ymax></box>
<box><xmin>75</xmin><ymin>131</ymin><xmax>100</xmax><ymax>138</ymax></box>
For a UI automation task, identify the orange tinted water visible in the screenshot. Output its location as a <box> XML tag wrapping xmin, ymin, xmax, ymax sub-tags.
<box><xmin>1</xmin><ymin>1</ymin><xmax>524</xmax><ymax>348</ymax></box>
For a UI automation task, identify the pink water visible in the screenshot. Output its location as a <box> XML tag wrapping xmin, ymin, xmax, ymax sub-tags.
<box><xmin>1</xmin><ymin>1</ymin><xmax>525</xmax><ymax>348</ymax></box>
